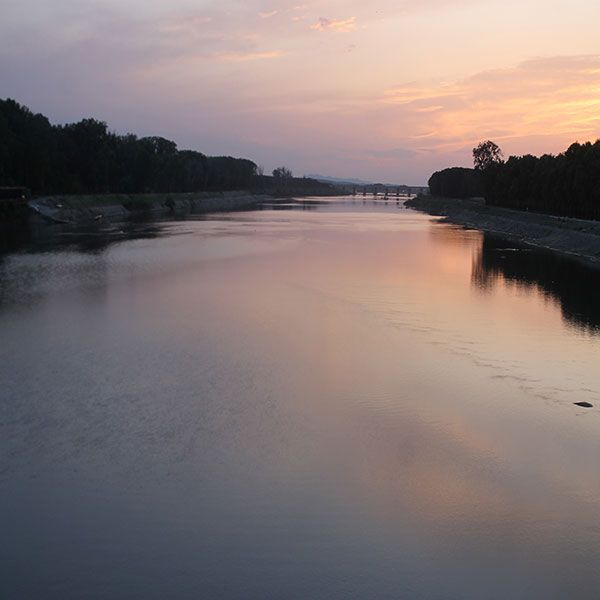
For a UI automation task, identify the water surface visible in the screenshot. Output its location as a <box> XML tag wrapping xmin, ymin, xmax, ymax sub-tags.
<box><xmin>2</xmin><ymin>198</ymin><xmax>600</xmax><ymax>599</ymax></box>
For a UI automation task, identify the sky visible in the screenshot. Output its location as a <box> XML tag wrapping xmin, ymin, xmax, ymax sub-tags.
<box><xmin>2</xmin><ymin>0</ymin><xmax>600</xmax><ymax>184</ymax></box>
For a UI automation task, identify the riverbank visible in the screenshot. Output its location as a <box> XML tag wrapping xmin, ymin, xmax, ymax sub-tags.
<box><xmin>406</xmin><ymin>195</ymin><xmax>600</xmax><ymax>268</ymax></box>
<box><xmin>27</xmin><ymin>191</ymin><xmax>268</xmax><ymax>225</ymax></box>
<box><xmin>18</xmin><ymin>176</ymin><xmax>345</xmax><ymax>225</ymax></box>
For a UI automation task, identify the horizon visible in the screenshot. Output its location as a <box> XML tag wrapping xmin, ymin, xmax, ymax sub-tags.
<box><xmin>2</xmin><ymin>0</ymin><xmax>600</xmax><ymax>184</ymax></box>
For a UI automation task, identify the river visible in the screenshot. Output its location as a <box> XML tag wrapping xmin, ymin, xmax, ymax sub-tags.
<box><xmin>2</xmin><ymin>197</ymin><xmax>600</xmax><ymax>599</ymax></box>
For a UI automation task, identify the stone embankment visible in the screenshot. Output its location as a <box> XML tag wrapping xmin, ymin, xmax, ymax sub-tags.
<box><xmin>28</xmin><ymin>191</ymin><xmax>266</xmax><ymax>224</ymax></box>
<box><xmin>406</xmin><ymin>195</ymin><xmax>600</xmax><ymax>268</ymax></box>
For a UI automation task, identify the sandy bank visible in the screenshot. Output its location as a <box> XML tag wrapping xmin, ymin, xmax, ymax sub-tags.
<box><xmin>406</xmin><ymin>195</ymin><xmax>600</xmax><ymax>268</ymax></box>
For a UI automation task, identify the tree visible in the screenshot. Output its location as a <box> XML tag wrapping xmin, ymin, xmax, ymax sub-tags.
<box><xmin>272</xmin><ymin>166</ymin><xmax>293</xmax><ymax>179</ymax></box>
<box><xmin>428</xmin><ymin>167</ymin><xmax>483</xmax><ymax>198</ymax></box>
<box><xmin>0</xmin><ymin>98</ymin><xmax>260</xmax><ymax>195</ymax></box>
<box><xmin>473</xmin><ymin>140</ymin><xmax>504</xmax><ymax>171</ymax></box>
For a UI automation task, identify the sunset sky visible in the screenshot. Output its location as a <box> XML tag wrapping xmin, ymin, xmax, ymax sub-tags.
<box><xmin>3</xmin><ymin>0</ymin><xmax>600</xmax><ymax>183</ymax></box>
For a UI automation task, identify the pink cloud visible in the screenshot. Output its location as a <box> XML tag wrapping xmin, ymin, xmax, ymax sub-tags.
<box><xmin>310</xmin><ymin>16</ymin><xmax>356</xmax><ymax>32</ymax></box>
<box><xmin>214</xmin><ymin>50</ymin><xmax>285</xmax><ymax>62</ymax></box>
<box><xmin>258</xmin><ymin>10</ymin><xmax>278</xmax><ymax>18</ymax></box>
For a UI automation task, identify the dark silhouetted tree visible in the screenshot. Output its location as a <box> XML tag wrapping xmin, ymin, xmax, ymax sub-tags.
<box><xmin>479</xmin><ymin>140</ymin><xmax>600</xmax><ymax>219</ymax></box>
<box><xmin>428</xmin><ymin>167</ymin><xmax>483</xmax><ymax>198</ymax></box>
<box><xmin>0</xmin><ymin>98</ymin><xmax>258</xmax><ymax>195</ymax></box>
<box><xmin>272</xmin><ymin>166</ymin><xmax>293</xmax><ymax>179</ymax></box>
<box><xmin>473</xmin><ymin>140</ymin><xmax>504</xmax><ymax>171</ymax></box>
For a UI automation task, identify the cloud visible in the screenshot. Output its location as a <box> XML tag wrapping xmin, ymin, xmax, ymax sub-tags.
<box><xmin>258</xmin><ymin>10</ymin><xmax>278</xmax><ymax>18</ymax></box>
<box><xmin>381</xmin><ymin>55</ymin><xmax>600</xmax><ymax>155</ymax></box>
<box><xmin>310</xmin><ymin>17</ymin><xmax>357</xmax><ymax>32</ymax></box>
<box><xmin>214</xmin><ymin>50</ymin><xmax>285</xmax><ymax>62</ymax></box>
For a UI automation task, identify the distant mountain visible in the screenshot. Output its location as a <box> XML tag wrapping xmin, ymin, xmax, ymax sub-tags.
<box><xmin>305</xmin><ymin>174</ymin><xmax>374</xmax><ymax>186</ymax></box>
<box><xmin>305</xmin><ymin>174</ymin><xmax>423</xmax><ymax>188</ymax></box>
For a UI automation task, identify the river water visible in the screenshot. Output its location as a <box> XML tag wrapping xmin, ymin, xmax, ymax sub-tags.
<box><xmin>2</xmin><ymin>197</ymin><xmax>600</xmax><ymax>599</ymax></box>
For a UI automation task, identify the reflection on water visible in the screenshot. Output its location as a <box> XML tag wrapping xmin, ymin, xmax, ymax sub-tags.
<box><xmin>0</xmin><ymin>219</ymin><xmax>166</xmax><ymax>256</ymax></box>
<box><xmin>0</xmin><ymin>220</ymin><xmax>171</xmax><ymax>309</ymax></box>
<box><xmin>473</xmin><ymin>234</ymin><xmax>600</xmax><ymax>332</ymax></box>
<box><xmin>1</xmin><ymin>199</ymin><xmax>600</xmax><ymax>599</ymax></box>
<box><xmin>260</xmin><ymin>195</ymin><xmax>410</xmax><ymax>212</ymax></box>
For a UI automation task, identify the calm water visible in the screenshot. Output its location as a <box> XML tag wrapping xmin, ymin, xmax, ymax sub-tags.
<box><xmin>2</xmin><ymin>197</ymin><xmax>600</xmax><ymax>599</ymax></box>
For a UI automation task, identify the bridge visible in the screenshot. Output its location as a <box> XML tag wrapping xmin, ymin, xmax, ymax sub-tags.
<box><xmin>334</xmin><ymin>184</ymin><xmax>428</xmax><ymax>197</ymax></box>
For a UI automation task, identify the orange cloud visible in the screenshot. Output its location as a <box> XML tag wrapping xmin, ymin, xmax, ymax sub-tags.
<box><xmin>382</xmin><ymin>55</ymin><xmax>600</xmax><ymax>155</ymax></box>
<box><xmin>310</xmin><ymin>16</ymin><xmax>357</xmax><ymax>33</ymax></box>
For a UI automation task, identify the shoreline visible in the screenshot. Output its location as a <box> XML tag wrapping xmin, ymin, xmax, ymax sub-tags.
<box><xmin>27</xmin><ymin>191</ymin><xmax>269</xmax><ymax>225</ymax></box>
<box><xmin>406</xmin><ymin>195</ymin><xmax>600</xmax><ymax>269</ymax></box>
<box><xmin>16</xmin><ymin>182</ymin><xmax>345</xmax><ymax>226</ymax></box>
<box><xmin>0</xmin><ymin>191</ymin><xmax>341</xmax><ymax>253</ymax></box>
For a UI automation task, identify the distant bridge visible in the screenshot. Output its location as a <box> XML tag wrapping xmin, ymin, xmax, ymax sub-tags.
<box><xmin>335</xmin><ymin>185</ymin><xmax>428</xmax><ymax>197</ymax></box>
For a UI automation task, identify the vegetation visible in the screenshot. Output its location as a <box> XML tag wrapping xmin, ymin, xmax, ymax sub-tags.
<box><xmin>473</xmin><ymin>140</ymin><xmax>504</xmax><ymax>171</ymax></box>
<box><xmin>272</xmin><ymin>166</ymin><xmax>293</xmax><ymax>179</ymax></box>
<box><xmin>428</xmin><ymin>167</ymin><xmax>483</xmax><ymax>199</ymax></box>
<box><xmin>429</xmin><ymin>138</ymin><xmax>600</xmax><ymax>221</ymax></box>
<box><xmin>0</xmin><ymin>98</ymin><xmax>258</xmax><ymax>195</ymax></box>
<box><xmin>482</xmin><ymin>141</ymin><xmax>600</xmax><ymax>220</ymax></box>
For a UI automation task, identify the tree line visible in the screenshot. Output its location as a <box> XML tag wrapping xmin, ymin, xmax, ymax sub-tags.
<box><xmin>482</xmin><ymin>140</ymin><xmax>600</xmax><ymax>220</ymax></box>
<box><xmin>428</xmin><ymin>139</ymin><xmax>600</xmax><ymax>220</ymax></box>
<box><xmin>427</xmin><ymin>167</ymin><xmax>483</xmax><ymax>199</ymax></box>
<box><xmin>0</xmin><ymin>98</ymin><xmax>258</xmax><ymax>195</ymax></box>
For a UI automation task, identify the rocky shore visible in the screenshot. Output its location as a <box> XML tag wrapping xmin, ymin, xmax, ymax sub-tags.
<box><xmin>406</xmin><ymin>195</ymin><xmax>600</xmax><ymax>268</ymax></box>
